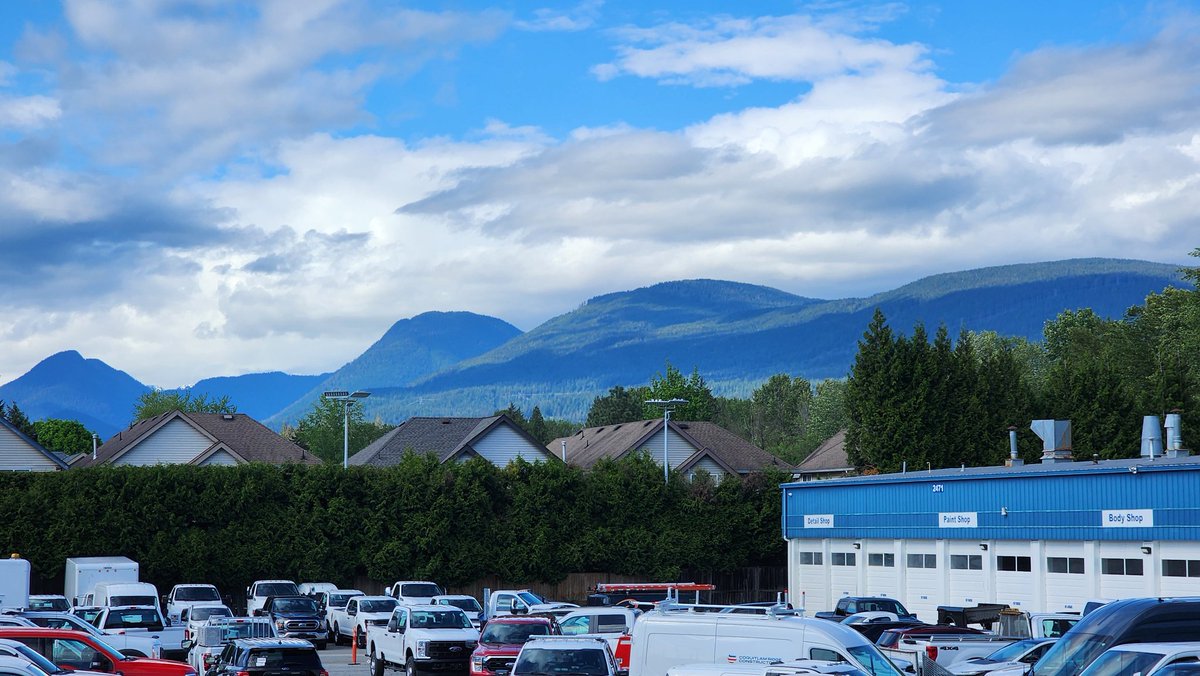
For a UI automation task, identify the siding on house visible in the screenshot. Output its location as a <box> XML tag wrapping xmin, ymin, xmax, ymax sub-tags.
<box><xmin>198</xmin><ymin>448</ymin><xmax>239</xmax><ymax>466</ymax></box>
<box><xmin>688</xmin><ymin>456</ymin><xmax>727</xmax><ymax>481</ymax></box>
<box><xmin>112</xmin><ymin>418</ymin><xmax>212</xmax><ymax>466</ymax></box>
<box><xmin>471</xmin><ymin>424</ymin><xmax>547</xmax><ymax>465</ymax></box>
<box><xmin>640</xmin><ymin>428</ymin><xmax>696</xmax><ymax>469</ymax></box>
<box><xmin>0</xmin><ymin>425</ymin><xmax>59</xmax><ymax>471</ymax></box>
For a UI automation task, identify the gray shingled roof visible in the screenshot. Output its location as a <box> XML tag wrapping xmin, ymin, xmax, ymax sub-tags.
<box><xmin>794</xmin><ymin>429</ymin><xmax>855</xmax><ymax>475</ymax></box>
<box><xmin>77</xmin><ymin>410</ymin><xmax>320</xmax><ymax>467</ymax></box>
<box><xmin>549</xmin><ymin>419</ymin><xmax>793</xmax><ymax>474</ymax></box>
<box><xmin>349</xmin><ymin>415</ymin><xmax>504</xmax><ymax>466</ymax></box>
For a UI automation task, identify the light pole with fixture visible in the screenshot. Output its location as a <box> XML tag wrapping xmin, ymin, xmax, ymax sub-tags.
<box><xmin>322</xmin><ymin>390</ymin><xmax>371</xmax><ymax>469</ymax></box>
<box><xmin>646</xmin><ymin>398</ymin><xmax>687</xmax><ymax>484</ymax></box>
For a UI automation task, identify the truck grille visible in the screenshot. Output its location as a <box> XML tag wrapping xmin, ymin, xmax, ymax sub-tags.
<box><xmin>427</xmin><ymin>641</ymin><xmax>473</xmax><ymax>659</ymax></box>
<box><xmin>285</xmin><ymin>620</ymin><xmax>319</xmax><ymax>631</ymax></box>
<box><xmin>483</xmin><ymin>656</ymin><xmax>515</xmax><ymax>673</ymax></box>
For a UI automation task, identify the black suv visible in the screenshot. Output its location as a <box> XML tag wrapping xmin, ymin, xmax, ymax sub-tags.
<box><xmin>206</xmin><ymin>639</ymin><xmax>326</xmax><ymax>676</ymax></box>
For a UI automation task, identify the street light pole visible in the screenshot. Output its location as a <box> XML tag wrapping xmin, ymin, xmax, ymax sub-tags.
<box><xmin>646</xmin><ymin>398</ymin><xmax>688</xmax><ymax>484</ymax></box>
<box><xmin>322</xmin><ymin>390</ymin><xmax>371</xmax><ymax>469</ymax></box>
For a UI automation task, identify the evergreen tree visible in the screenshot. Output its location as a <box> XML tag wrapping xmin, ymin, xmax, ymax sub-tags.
<box><xmin>494</xmin><ymin>402</ymin><xmax>527</xmax><ymax>427</ymax></box>
<box><xmin>643</xmin><ymin>361</ymin><xmax>716</xmax><ymax>421</ymax></box>
<box><xmin>846</xmin><ymin>309</ymin><xmax>900</xmax><ymax>471</ymax></box>
<box><xmin>528</xmin><ymin>406</ymin><xmax>548</xmax><ymax>445</ymax></box>
<box><xmin>585</xmin><ymin>386</ymin><xmax>650</xmax><ymax>426</ymax></box>
<box><xmin>133</xmin><ymin>389</ymin><xmax>236</xmax><ymax>422</ymax></box>
<box><xmin>3</xmin><ymin>402</ymin><xmax>36</xmax><ymax>438</ymax></box>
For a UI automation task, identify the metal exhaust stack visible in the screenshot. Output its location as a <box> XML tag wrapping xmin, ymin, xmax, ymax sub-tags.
<box><xmin>1165</xmin><ymin>412</ymin><xmax>1189</xmax><ymax>458</ymax></box>
<box><xmin>1141</xmin><ymin>415</ymin><xmax>1163</xmax><ymax>460</ymax></box>
<box><xmin>1031</xmin><ymin>420</ymin><xmax>1073</xmax><ymax>464</ymax></box>
<box><xmin>1006</xmin><ymin>426</ymin><xmax>1023</xmax><ymax>467</ymax></box>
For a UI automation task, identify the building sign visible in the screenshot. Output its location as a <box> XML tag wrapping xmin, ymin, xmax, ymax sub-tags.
<box><xmin>1102</xmin><ymin>509</ymin><xmax>1154</xmax><ymax>527</ymax></box>
<box><xmin>939</xmin><ymin>512</ymin><xmax>978</xmax><ymax>528</ymax></box>
<box><xmin>804</xmin><ymin>514</ymin><xmax>834</xmax><ymax>528</ymax></box>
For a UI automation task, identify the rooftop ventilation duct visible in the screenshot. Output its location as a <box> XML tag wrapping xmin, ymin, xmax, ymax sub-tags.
<box><xmin>1031</xmin><ymin>419</ymin><xmax>1073</xmax><ymax>463</ymax></box>
<box><xmin>1165</xmin><ymin>412</ymin><xmax>1189</xmax><ymax>458</ymax></box>
<box><xmin>1141</xmin><ymin>415</ymin><xmax>1163</xmax><ymax>459</ymax></box>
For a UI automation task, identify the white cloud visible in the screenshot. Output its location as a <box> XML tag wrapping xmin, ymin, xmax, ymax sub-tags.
<box><xmin>516</xmin><ymin>0</ymin><xmax>604</xmax><ymax>32</ymax></box>
<box><xmin>0</xmin><ymin>95</ymin><xmax>60</xmax><ymax>129</ymax></box>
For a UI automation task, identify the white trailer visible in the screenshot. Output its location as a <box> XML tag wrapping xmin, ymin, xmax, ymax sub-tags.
<box><xmin>0</xmin><ymin>557</ymin><xmax>31</xmax><ymax>609</ymax></box>
<box><xmin>64</xmin><ymin>556</ymin><xmax>138</xmax><ymax>606</ymax></box>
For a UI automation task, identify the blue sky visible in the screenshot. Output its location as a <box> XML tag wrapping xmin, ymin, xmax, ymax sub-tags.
<box><xmin>0</xmin><ymin>0</ymin><xmax>1198</xmax><ymax>387</ymax></box>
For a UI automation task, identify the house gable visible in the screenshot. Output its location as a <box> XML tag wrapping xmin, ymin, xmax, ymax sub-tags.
<box><xmin>469</xmin><ymin>422</ymin><xmax>556</xmax><ymax>465</ymax></box>
<box><xmin>687</xmin><ymin>455</ymin><xmax>729</xmax><ymax>481</ymax></box>
<box><xmin>195</xmin><ymin>447</ymin><xmax>242</xmax><ymax>466</ymax></box>
<box><xmin>636</xmin><ymin>426</ymin><xmax>698</xmax><ymax>470</ymax></box>
<box><xmin>112</xmin><ymin>417</ymin><xmax>213</xmax><ymax>466</ymax></box>
<box><xmin>0</xmin><ymin>423</ymin><xmax>64</xmax><ymax>471</ymax></box>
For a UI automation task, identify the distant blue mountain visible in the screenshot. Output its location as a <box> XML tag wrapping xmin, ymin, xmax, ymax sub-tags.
<box><xmin>173</xmin><ymin>372</ymin><xmax>330</xmax><ymax>421</ymax></box>
<box><xmin>265</xmin><ymin>311</ymin><xmax>524</xmax><ymax>426</ymax></box>
<box><xmin>0</xmin><ymin>351</ymin><xmax>150</xmax><ymax>439</ymax></box>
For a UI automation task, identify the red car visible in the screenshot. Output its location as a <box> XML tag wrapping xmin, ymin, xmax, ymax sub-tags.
<box><xmin>471</xmin><ymin>616</ymin><xmax>558</xmax><ymax>676</ymax></box>
<box><xmin>0</xmin><ymin>629</ymin><xmax>196</xmax><ymax>676</ymax></box>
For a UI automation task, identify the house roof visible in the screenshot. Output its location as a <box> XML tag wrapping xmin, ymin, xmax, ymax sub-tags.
<box><xmin>794</xmin><ymin>429</ymin><xmax>855</xmax><ymax>474</ymax></box>
<box><xmin>348</xmin><ymin>414</ymin><xmax>545</xmax><ymax>466</ymax></box>
<box><xmin>77</xmin><ymin>410</ymin><xmax>320</xmax><ymax>467</ymax></box>
<box><xmin>0</xmin><ymin>417</ymin><xmax>69</xmax><ymax>470</ymax></box>
<box><xmin>549</xmin><ymin>419</ymin><xmax>793</xmax><ymax>474</ymax></box>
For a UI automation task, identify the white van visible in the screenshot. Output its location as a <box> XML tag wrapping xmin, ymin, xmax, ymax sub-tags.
<box><xmin>89</xmin><ymin>582</ymin><xmax>160</xmax><ymax>609</ymax></box>
<box><xmin>628</xmin><ymin>606</ymin><xmax>903</xmax><ymax>676</ymax></box>
<box><xmin>668</xmin><ymin>662</ymin><xmax>869</xmax><ymax>676</ymax></box>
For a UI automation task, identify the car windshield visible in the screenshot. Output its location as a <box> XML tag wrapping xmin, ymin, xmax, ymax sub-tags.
<box><xmin>1076</xmin><ymin>650</ymin><xmax>1161</xmax><ymax>676</ymax></box>
<box><xmin>257</xmin><ymin>583</ymin><xmax>300</xmax><ymax>597</ymax></box>
<box><xmin>515</xmin><ymin>647</ymin><xmax>608</xmax><ymax>676</ymax></box>
<box><xmin>7</xmin><ymin>641</ymin><xmax>69</xmax><ymax>675</ymax></box>
<box><xmin>480</xmin><ymin>623</ymin><xmax>551</xmax><ymax>644</ymax></box>
<box><xmin>192</xmin><ymin>607</ymin><xmax>232</xmax><ymax>621</ymax></box>
<box><xmin>988</xmin><ymin>640</ymin><xmax>1044</xmax><ymax>662</ymax></box>
<box><xmin>110</xmin><ymin>596</ymin><xmax>157</xmax><ymax>607</ymax></box>
<box><xmin>1033</xmin><ymin>632</ymin><xmax>1115</xmax><ymax>676</ymax></box>
<box><xmin>105</xmin><ymin>609</ymin><xmax>163</xmax><ymax>630</ymax></box>
<box><xmin>359</xmin><ymin>600</ymin><xmax>397</xmax><ymax>613</ymax></box>
<box><xmin>29</xmin><ymin>599</ymin><xmax>70</xmax><ymax>612</ymax></box>
<box><xmin>246</xmin><ymin>648</ymin><xmax>321</xmax><ymax>669</ymax></box>
<box><xmin>177</xmin><ymin>587</ymin><xmax>221</xmax><ymax>602</ymax></box>
<box><xmin>846</xmin><ymin>645</ymin><xmax>904</xmax><ymax>676</ymax></box>
<box><xmin>517</xmin><ymin>592</ymin><xmax>546</xmax><ymax>606</ymax></box>
<box><xmin>859</xmin><ymin>600</ymin><xmax>907</xmax><ymax>615</ymax></box>
<box><xmin>400</xmin><ymin>584</ymin><xmax>443</xmax><ymax>598</ymax></box>
<box><xmin>410</xmin><ymin>610</ymin><xmax>472</xmax><ymax>629</ymax></box>
<box><xmin>444</xmin><ymin>598</ymin><xmax>482</xmax><ymax>612</ymax></box>
<box><xmin>273</xmin><ymin>598</ymin><xmax>318</xmax><ymax>613</ymax></box>
<box><xmin>329</xmin><ymin>593</ymin><xmax>360</xmax><ymax>608</ymax></box>
<box><xmin>73</xmin><ymin>609</ymin><xmax>102</xmax><ymax>625</ymax></box>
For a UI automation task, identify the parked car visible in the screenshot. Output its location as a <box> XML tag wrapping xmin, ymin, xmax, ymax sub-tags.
<box><xmin>0</xmin><ymin>637</ymin><xmax>107</xmax><ymax>676</ymax></box>
<box><xmin>17</xmin><ymin>611</ymin><xmax>162</xmax><ymax>658</ymax></box>
<box><xmin>667</xmin><ymin>662</ymin><xmax>869</xmax><ymax>676</ymax></box>
<box><xmin>25</xmin><ymin>599</ymin><xmax>69</xmax><ymax>614</ymax></box>
<box><xmin>877</xmin><ymin>625</ymin><xmax>984</xmax><ymax>649</ymax></box>
<box><xmin>1031</xmin><ymin>597</ymin><xmax>1200</xmax><ymax>676</ymax></box>
<box><xmin>315</xmin><ymin>590</ymin><xmax>362</xmax><ymax>638</ymax></box>
<box><xmin>386</xmin><ymin>582</ymin><xmax>444</xmax><ymax>607</ymax></box>
<box><xmin>177</xmin><ymin>606</ymin><xmax>232</xmax><ymax>643</ymax></box>
<box><xmin>366</xmin><ymin>605</ymin><xmax>479</xmax><ymax>676</ymax></box>
<box><xmin>256</xmin><ymin>597</ymin><xmax>327</xmax><ymax>650</ymax></box>
<box><xmin>0</xmin><ymin>621</ymin><xmax>33</xmax><ymax>629</ymax></box>
<box><xmin>1078</xmin><ymin>642</ymin><xmax>1200</xmax><ymax>676</ymax></box>
<box><xmin>815</xmin><ymin>598</ymin><xmax>915</xmax><ymax>623</ymax></box>
<box><xmin>70</xmin><ymin>609</ymin><xmax>102</xmax><ymax>627</ymax></box>
<box><xmin>244</xmin><ymin>582</ymin><xmax>299</xmax><ymax>618</ymax></box>
<box><xmin>0</xmin><ymin>628</ymin><xmax>196</xmax><ymax>676</ymax></box>
<box><xmin>432</xmin><ymin>596</ymin><xmax>483</xmax><ymax>627</ymax></box>
<box><xmin>557</xmin><ymin>608</ymin><xmax>639</xmax><ymax>654</ymax></box>
<box><xmin>840</xmin><ymin>617</ymin><xmax>926</xmax><ymax>644</ymax></box>
<box><xmin>947</xmin><ymin>638</ymin><xmax>1057</xmax><ymax>676</ymax></box>
<box><xmin>470</xmin><ymin>615</ymin><xmax>559</xmax><ymax>676</ymax></box>
<box><xmin>328</xmin><ymin>596</ymin><xmax>396</xmax><ymax>648</ymax></box>
<box><xmin>164</xmin><ymin>586</ymin><xmax>222</xmax><ymax>625</ymax></box>
<box><xmin>483</xmin><ymin>590</ymin><xmax>577</xmax><ymax>620</ymax></box>
<box><xmin>298</xmin><ymin>584</ymin><xmax>337</xmax><ymax>598</ymax></box>
<box><xmin>182</xmin><ymin>617</ymin><xmax>274</xmax><ymax>675</ymax></box>
<box><xmin>206</xmin><ymin>638</ymin><xmax>325</xmax><ymax>676</ymax></box>
<box><xmin>90</xmin><ymin>606</ymin><xmax>186</xmax><ymax>660</ymax></box>
<box><xmin>88</xmin><ymin>584</ymin><xmax>160</xmax><ymax>611</ymax></box>
<box><xmin>0</xmin><ymin>654</ymin><xmax>50</xmax><ymax>676</ymax></box>
<box><xmin>513</xmin><ymin>636</ymin><xmax>622</xmax><ymax>676</ymax></box>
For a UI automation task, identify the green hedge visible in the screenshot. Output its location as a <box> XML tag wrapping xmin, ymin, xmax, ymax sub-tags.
<box><xmin>0</xmin><ymin>454</ymin><xmax>786</xmax><ymax>597</ymax></box>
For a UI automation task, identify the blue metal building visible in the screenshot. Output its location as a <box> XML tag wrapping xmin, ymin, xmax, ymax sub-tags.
<box><xmin>781</xmin><ymin>452</ymin><xmax>1200</xmax><ymax>620</ymax></box>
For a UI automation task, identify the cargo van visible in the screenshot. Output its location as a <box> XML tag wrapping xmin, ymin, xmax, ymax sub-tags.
<box><xmin>64</xmin><ymin>557</ymin><xmax>138</xmax><ymax>606</ymax></box>
<box><xmin>0</xmin><ymin>557</ymin><xmax>31</xmax><ymax>610</ymax></box>
<box><xmin>1031</xmin><ymin>597</ymin><xmax>1200</xmax><ymax>676</ymax></box>
<box><xmin>627</xmin><ymin>606</ymin><xmax>903</xmax><ymax>676</ymax></box>
<box><xmin>90</xmin><ymin>582</ymin><xmax>160</xmax><ymax>610</ymax></box>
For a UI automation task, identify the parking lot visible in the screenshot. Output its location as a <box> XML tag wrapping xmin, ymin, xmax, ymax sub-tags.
<box><xmin>323</xmin><ymin>645</ymin><xmax>368</xmax><ymax>676</ymax></box>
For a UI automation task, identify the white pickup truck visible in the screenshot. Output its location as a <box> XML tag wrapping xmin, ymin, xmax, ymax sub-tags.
<box><xmin>329</xmin><ymin>596</ymin><xmax>398</xmax><ymax>647</ymax></box>
<box><xmin>881</xmin><ymin>612</ymin><xmax>1078</xmax><ymax>675</ymax></box>
<box><xmin>184</xmin><ymin>616</ymin><xmax>275</xmax><ymax>675</ymax></box>
<box><xmin>366</xmin><ymin>604</ymin><xmax>479</xmax><ymax>676</ymax></box>
<box><xmin>387</xmin><ymin>581</ymin><xmax>444</xmax><ymax>606</ymax></box>
<box><xmin>17</xmin><ymin>611</ymin><xmax>163</xmax><ymax>658</ymax></box>
<box><xmin>165</xmin><ymin>584</ymin><xmax>223</xmax><ymax>624</ymax></box>
<box><xmin>91</xmin><ymin>605</ymin><xmax>188</xmax><ymax>660</ymax></box>
<box><xmin>483</xmin><ymin>589</ymin><xmax>577</xmax><ymax>620</ymax></box>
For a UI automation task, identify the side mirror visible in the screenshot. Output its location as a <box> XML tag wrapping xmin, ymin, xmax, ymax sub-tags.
<box><xmin>253</xmin><ymin>609</ymin><xmax>265</xmax><ymax>617</ymax></box>
<box><xmin>246</xmin><ymin>589</ymin><xmax>252</xmax><ymax>600</ymax></box>
<box><xmin>181</xmin><ymin>640</ymin><xmax>194</xmax><ymax>651</ymax></box>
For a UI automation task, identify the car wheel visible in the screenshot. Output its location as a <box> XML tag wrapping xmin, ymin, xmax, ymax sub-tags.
<box><xmin>370</xmin><ymin>649</ymin><xmax>385</xmax><ymax>676</ymax></box>
<box><xmin>332</xmin><ymin>622</ymin><xmax>341</xmax><ymax>646</ymax></box>
<box><xmin>405</xmin><ymin>656</ymin><xmax>417</xmax><ymax>676</ymax></box>
<box><xmin>316</xmin><ymin>642</ymin><xmax>328</xmax><ymax>651</ymax></box>
<box><xmin>357</xmin><ymin>628</ymin><xmax>366</xmax><ymax>649</ymax></box>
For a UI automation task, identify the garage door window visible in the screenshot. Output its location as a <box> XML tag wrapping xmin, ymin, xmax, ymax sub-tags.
<box><xmin>997</xmin><ymin>556</ymin><xmax>1031</xmax><ymax>572</ymax></box>
<box><xmin>1162</xmin><ymin>559</ymin><xmax>1200</xmax><ymax>577</ymax></box>
<box><xmin>907</xmin><ymin>554</ymin><xmax>936</xmax><ymax>569</ymax></box>
<box><xmin>832</xmin><ymin>553</ymin><xmax>856</xmax><ymax>566</ymax></box>
<box><xmin>799</xmin><ymin>552</ymin><xmax>823</xmax><ymax>565</ymax></box>
<box><xmin>1101</xmin><ymin>558</ymin><xmax>1144</xmax><ymax>576</ymax></box>
<box><xmin>1047</xmin><ymin>557</ymin><xmax>1084</xmax><ymax>574</ymax></box>
<box><xmin>868</xmin><ymin>553</ymin><xmax>894</xmax><ymax>567</ymax></box>
<box><xmin>950</xmin><ymin>555</ymin><xmax>982</xmax><ymax>570</ymax></box>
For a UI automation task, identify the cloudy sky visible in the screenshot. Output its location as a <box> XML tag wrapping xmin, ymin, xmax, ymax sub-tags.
<box><xmin>1</xmin><ymin>0</ymin><xmax>1198</xmax><ymax>388</ymax></box>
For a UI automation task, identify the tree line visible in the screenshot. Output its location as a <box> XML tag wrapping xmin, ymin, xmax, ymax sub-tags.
<box><xmin>0</xmin><ymin>455</ymin><xmax>786</xmax><ymax>595</ymax></box>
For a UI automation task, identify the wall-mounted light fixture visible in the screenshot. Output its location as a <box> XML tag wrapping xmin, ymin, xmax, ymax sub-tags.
<box><xmin>979</xmin><ymin>543</ymin><xmax>989</xmax><ymax>551</ymax></box>
<box><xmin>1141</xmin><ymin>545</ymin><xmax>1152</xmax><ymax>555</ymax></box>
<box><xmin>852</xmin><ymin>542</ymin><xmax>861</xmax><ymax>550</ymax></box>
<box><xmin>1000</xmin><ymin>507</ymin><xmax>1008</xmax><ymax>517</ymax></box>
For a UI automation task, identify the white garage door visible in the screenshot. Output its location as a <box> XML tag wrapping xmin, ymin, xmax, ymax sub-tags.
<box><xmin>994</xmin><ymin>541</ymin><xmax>1036</xmax><ymax>610</ymax></box>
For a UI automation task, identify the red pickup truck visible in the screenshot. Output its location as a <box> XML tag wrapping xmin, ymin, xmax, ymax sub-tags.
<box><xmin>0</xmin><ymin>628</ymin><xmax>196</xmax><ymax>676</ymax></box>
<box><xmin>470</xmin><ymin>616</ymin><xmax>558</xmax><ymax>676</ymax></box>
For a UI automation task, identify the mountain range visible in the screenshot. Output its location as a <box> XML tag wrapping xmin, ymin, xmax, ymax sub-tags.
<box><xmin>0</xmin><ymin>258</ymin><xmax>1187</xmax><ymax>439</ymax></box>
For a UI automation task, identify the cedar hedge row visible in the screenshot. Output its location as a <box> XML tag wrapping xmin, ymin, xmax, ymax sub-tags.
<box><xmin>0</xmin><ymin>453</ymin><xmax>786</xmax><ymax>596</ymax></box>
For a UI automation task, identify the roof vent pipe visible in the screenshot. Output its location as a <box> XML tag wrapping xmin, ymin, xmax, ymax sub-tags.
<box><xmin>1031</xmin><ymin>420</ymin><xmax>1073</xmax><ymax>464</ymax></box>
<box><xmin>1006</xmin><ymin>426</ymin><xmax>1024</xmax><ymax>467</ymax></box>
<box><xmin>561</xmin><ymin>439</ymin><xmax>567</xmax><ymax>463</ymax></box>
<box><xmin>1141</xmin><ymin>415</ymin><xmax>1163</xmax><ymax>459</ymax></box>
<box><xmin>1165</xmin><ymin>412</ymin><xmax>1189</xmax><ymax>457</ymax></box>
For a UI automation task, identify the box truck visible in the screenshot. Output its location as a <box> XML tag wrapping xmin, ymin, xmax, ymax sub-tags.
<box><xmin>65</xmin><ymin>556</ymin><xmax>138</xmax><ymax>606</ymax></box>
<box><xmin>0</xmin><ymin>555</ymin><xmax>31</xmax><ymax>609</ymax></box>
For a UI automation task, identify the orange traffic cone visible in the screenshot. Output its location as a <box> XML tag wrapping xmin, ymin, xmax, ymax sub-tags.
<box><xmin>350</xmin><ymin>627</ymin><xmax>359</xmax><ymax>665</ymax></box>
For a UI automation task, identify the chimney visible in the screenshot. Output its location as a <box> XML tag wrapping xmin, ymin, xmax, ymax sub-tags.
<box><xmin>1165</xmin><ymin>411</ymin><xmax>1189</xmax><ymax>458</ymax></box>
<box><xmin>1031</xmin><ymin>420</ymin><xmax>1073</xmax><ymax>463</ymax></box>
<box><xmin>1005</xmin><ymin>426</ymin><xmax>1023</xmax><ymax>467</ymax></box>
<box><xmin>1141</xmin><ymin>415</ymin><xmax>1163</xmax><ymax>459</ymax></box>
